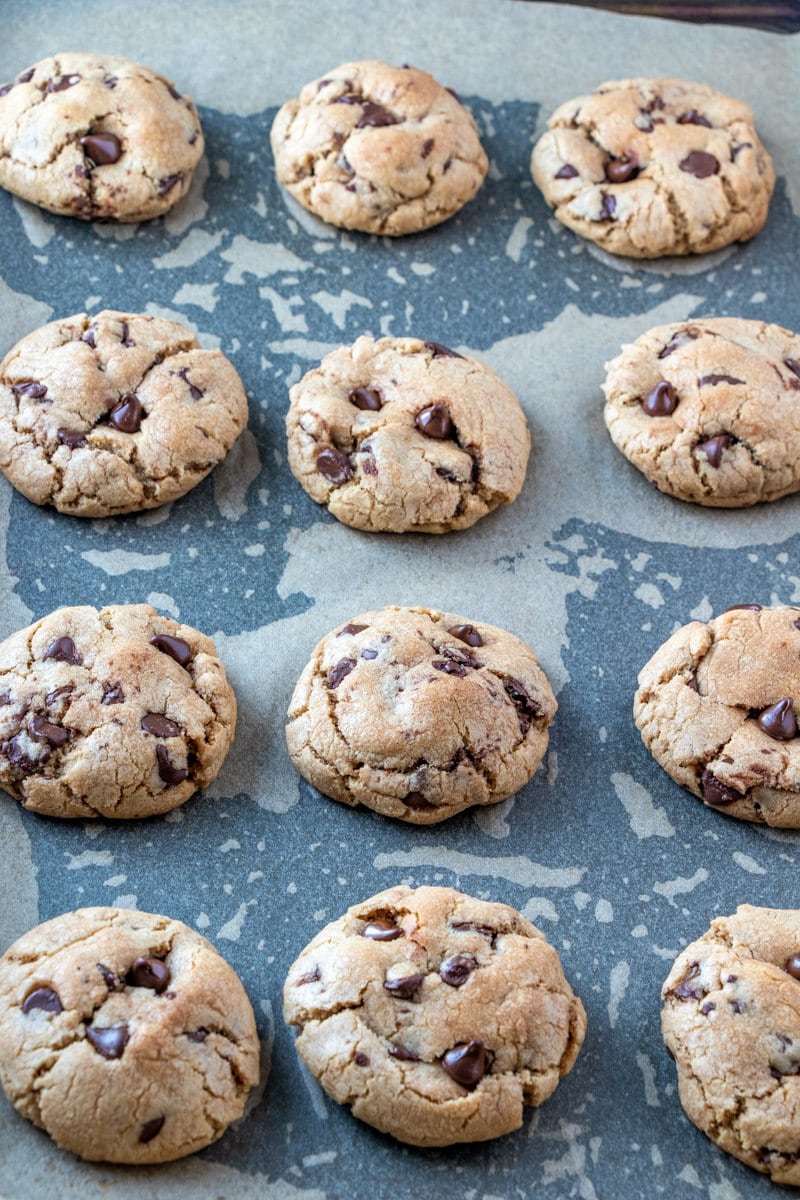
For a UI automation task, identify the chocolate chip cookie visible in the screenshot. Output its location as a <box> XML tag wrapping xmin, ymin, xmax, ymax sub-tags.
<box><xmin>0</xmin><ymin>53</ymin><xmax>203</xmax><ymax>221</ymax></box>
<box><xmin>531</xmin><ymin>78</ymin><xmax>774</xmax><ymax>257</ymax></box>
<box><xmin>285</xmin><ymin>336</ymin><xmax>529</xmax><ymax>533</ymax></box>
<box><xmin>0</xmin><ymin>603</ymin><xmax>236</xmax><ymax>819</ymax></box>
<box><xmin>270</xmin><ymin>61</ymin><xmax>487</xmax><ymax>235</ymax></box>
<box><xmin>0</xmin><ymin>310</ymin><xmax>248</xmax><ymax>517</ymax></box>
<box><xmin>662</xmin><ymin>905</ymin><xmax>800</xmax><ymax>1184</ymax></box>
<box><xmin>0</xmin><ymin>906</ymin><xmax>260</xmax><ymax>1163</ymax></box>
<box><xmin>285</xmin><ymin>606</ymin><xmax>556</xmax><ymax>824</ymax></box>
<box><xmin>284</xmin><ymin>885</ymin><xmax>586</xmax><ymax>1146</ymax></box>
<box><xmin>634</xmin><ymin>604</ymin><xmax>800</xmax><ymax>826</ymax></box>
<box><xmin>603</xmin><ymin>319</ymin><xmax>800</xmax><ymax>506</ymax></box>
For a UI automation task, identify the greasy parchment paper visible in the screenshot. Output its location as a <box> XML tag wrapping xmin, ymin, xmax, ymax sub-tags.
<box><xmin>0</xmin><ymin>2</ymin><xmax>799</xmax><ymax>1197</ymax></box>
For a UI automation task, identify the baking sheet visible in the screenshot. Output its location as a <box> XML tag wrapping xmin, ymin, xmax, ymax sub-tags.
<box><xmin>0</xmin><ymin>2</ymin><xmax>799</xmax><ymax>1196</ymax></box>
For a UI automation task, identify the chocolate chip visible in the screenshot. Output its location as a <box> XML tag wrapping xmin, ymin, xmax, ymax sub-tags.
<box><xmin>442</xmin><ymin>1040</ymin><xmax>486</xmax><ymax>1088</ymax></box>
<box><xmin>81</xmin><ymin>328</ymin><xmax>96</xmax><ymax>348</ymax></box>
<box><xmin>421</xmin><ymin>138</ymin><xmax>434</xmax><ymax>159</ymax></box>
<box><xmin>141</xmin><ymin>713</ymin><xmax>180</xmax><ymax>738</ymax></box>
<box><xmin>679</xmin><ymin>150</ymin><xmax>719</xmax><ymax>178</ymax></box>
<box><xmin>139</xmin><ymin>1116</ymin><xmax>165</xmax><ymax>1143</ymax></box>
<box><xmin>98</xmin><ymin>964</ymin><xmax>120</xmax><ymax>990</ymax></box>
<box><xmin>698</xmin><ymin>374</ymin><xmax>745</xmax><ymax>387</ymax></box>
<box><xmin>158</xmin><ymin>174</ymin><xmax>182</xmax><ymax>195</ymax></box>
<box><xmin>723</xmin><ymin>603</ymin><xmax>762</xmax><ymax>613</ymax></box>
<box><xmin>731</xmin><ymin>142</ymin><xmax>753</xmax><ymax>159</ymax></box>
<box><xmin>599</xmin><ymin>192</ymin><xmax>616</xmax><ymax>220</ymax></box>
<box><xmin>57</xmin><ymin>429</ymin><xmax>87</xmax><ymax>449</ymax></box>
<box><xmin>445</xmin><ymin>86</ymin><xmax>461</xmax><ymax>104</ymax></box>
<box><xmin>451</xmin><ymin>921</ymin><xmax>497</xmax><ymax>944</ymax></box>
<box><xmin>440</xmin><ymin>955</ymin><xmax>476</xmax><ymax>987</ymax></box>
<box><xmin>363</xmin><ymin>919</ymin><xmax>402</xmax><ymax>941</ymax></box>
<box><xmin>101</xmin><ymin>683</ymin><xmax>125</xmax><ymax>705</ymax></box>
<box><xmin>2</xmin><ymin>735</ymin><xmax>41</xmax><ymax>773</ymax></box>
<box><xmin>0</xmin><ymin>693</ymin><xmax>10</xmax><ymax>706</ymax></box>
<box><xmin>605</xmin><ymin>153</ymin><xmax>639</xmax><ymax>183</ymax></box>
<box><xmin>29</xmin><ymin>715</ymin><xmax>69</xmax><ymax>748</ymax></box>
<box><xmin>785</xmin><ymin>955</ymin><xmax>800</xmax><ymax>980</ymax></box>
<box><xmin>442</xmin><ymin>645</ymin><xmax>479</xmax><ymax>668</ymax></box>
<box><xmin>356</xmin><ymin>102</ymin><xmax>398</xmax><ymax>128</ymax></box>
<box><xmin>119</xmin><ymin>320</ymin><xmax>135</xmax><ymax>347</ymax></box>
<box><xmin>672</xmin><ymin>961</ymin><xmax>705</xmax><ymax>1000</ymax></box>
<box><xmin>697</xmin><ymin>434</ymin><xmax>732</xmax><ymax>468</ymax></box>
<box><xmin>424</xmin><ymin>341</ymin><xmax>463</xmax><ymax>359</ymax></box>
<box><xmin>108</xmin><ymin>393</ymin><xmax>143</xmax><ymax>433</ymax></box>
<box><xmin>677</xmin><ymin>109</ymin><xmax>711</xmax><ymax>127</ymax></box>
<box><xmin>700</xmin><ymin>1000</ymin><xmax>716</xmax><ymax>1015</ymax></box>
<box><xmin>186</xmin><ymin>1029</ymin><xmax>208</xmax><ymax>1042</ymax></box>
<box><xmin>348</xmin><ymin>386</ymin><xmax>383</xmax><ymax>411</ymax></box>
<box><xmin>361</xmin><ymin>649</ymin><xmax>378</xmax><ymax>660</ymax></box>
<box><xmin>176</xmin><ymin>367</ymin><xmax>202</xmax><ymax>400</ymax></box>
<box><xmin>448</xmin><ymin>624</ymin><xmax>483</xmax><ymax>647</ymax></box>
<box><xmin>86</xmin><ymin>1024</ymin><xmax>129</xmax><ymax>1058</ymax></box>
<box><xmin>43</xmin><ymin>636</ymin><xmax>81</xmax><ymax>665</ymax></box>
<box><xmin>81</xmin><ymin>132</ymin><xmax>122</xmax><ymax>166</ymax></box>
<box><xmin>758</xmin><ymin>699</ymin><xmax>797</xmax><ymax>741</ymax></box>
<box><xmin>435</xmin><ymin>467</ymin><xmax>461</xmax><ymax>483</ymax></box>
<box><xmin>337</xmin><ymin>624</ymin><xmax>368</xmax><ymax>637</ymax></box>
<box><xmin>22</xmin><ymin>987</ymin><xmax>62</xmax><ymax>1015</ymax></box>
<box><xmin>642</xmin><ymin>380</ymin><xmax>678</xmax><ymax>417</ymax></box>
<box><xmin>327</xmin><ymin>658</ymin><xmax>355</xmax><ymax>689</ymax></box>
<box><xmin>354</xmin><ymin>1052</ymin><xmax>370</xmax><ymax>1066</ymax></box>
<box><xmin>18</xmin><ymin>69</ymin><xmax>35</xmax><ymax>84</ymax></box>
<box><xmin>384</xmin><ymin>973</ymin><xmax>424</xmax><ymax>1000</ymax></box>
<box><xmin>150</xmin><ymin>634</ymin><xmax>193</xmax><ymax>667</ymax></box>
<box><xmin>48</xmin><ymin>74</ymin><xmax>80</xmax><ymax>92</ymax></box>
<box><xmin>126</xmin><ymin>957</ymin><xmax>171</xmax><ymax>993</ymax></box>
<box><xmin>784</xmin><ymin>359</ymin><xmax>800</xmax><ymax>381</ymax></box>
<box><xmin>296</xmin><ymin>967</ymin><xmax>320</xmax><ymax>986</ymax></box>
<box><xmin>0</xmin><ymin>85</ymin><xmax>11</xmax><ymax>98</ymax></box>
<box><xmin>658</xmin><ymin>328</ymin><xmax>700</xmax><ymax>359</ymax></box>
<box><xmin>504</xmin><ymin>678</ymin><xmax>542</xmax><ymax>736</ymax></box>
<box><xmin>156</xmin><ymin>745</ymin><xmax>188</xmax><ymax>787</ymax></box>
<box><xmin>165</xmin><ymin>82</ymin><xmax>181</xmax><ymax>101</ymax></box>
<box><xmin>403</xmin><ymin>792</ymin><xmax>435</xmax><ymax>810</ymax></box>
<box><xmin>555</xmin><ymin>163</ymin><xmax>579</xmax><ymax>179</ymax></box>
<box><xmin>701</xmin><ymin>769</ymin><xmax>741</xmax><ymax>807</ymax></box>
<box><xmin>433</xmin><ymin>659</ymin><xmax>467</xmax><ymax>677</ymax></box>
<box><xmin>415</xmin><ymin>404</ymin><xmax>453</xmax><ymax>439</ymax></box>
<box><xmin>389</xmin><ymin>1044</ymin><xmax>419</xmax><ymax>1061</ymax></box>
<box><xmin>103</xmin><ymin>75</ymin><xmax>118</xmax><ymax>89</ymax></box>
<box><xmin>687</xmin><ymin>673</ymin><xmax>699</xmax><ymax>693</ymax></box>
<box><xmin>11</xmin><ymin>380</ymin><xmax>48</xmax><ymax>400</ymax></box>
<box><xmin>317</xmin><ymin>446</ymin><xmax>353</xmax><ymax>484</ymax></box>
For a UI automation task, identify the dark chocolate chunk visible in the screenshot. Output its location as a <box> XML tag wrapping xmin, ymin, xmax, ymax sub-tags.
<box><xmin>448</xmin><ymin>624</ymin><xmax>483</xmax><ymax>647</ymax></box>
<box><xmin>731</xmin><ymin>142</ymin><xmax>752</xmax><ymax>159</ymax></box>
<box><xmin>433</xmin><ymin>659</ymin><xmax>467</xmax><ymax>677</ymax></box>
<box><xmin>658</xmin><ymin>328</ymin><xmax>700</xmax><ymax>359</ymax></box>
<box><xmin>784</xmin><ymin>359</ymin><xmax>800</xmax><ymax>381</ymax></box>
<box><xmin>697</xmin><ymin>434</ymin><xmax>733</xmax><ymax>468</ymax></box>
<box><xmin>126</xmin><ymin>957</ymin><xmax>171</xmax><ymax>993</ymax></box>
<box><xmin>22</xmin><ymin>987</ymin><xmax>63</xmax><ymax>1015</ymax></box>
<box><xmin>403</xmin><ymin>792</ymin><xmax>435</xmax><ymax>810</ymax></box>
<box><xmin>337</xmin><ymin>624</ymin><xmax>368</xmax><ymax>637</ymax></box>
<box><xmin>82</xmin><ymin>328</ymin><xmax>96</xmax><ymax>348</ymax></box>
<box><xmin>673</xmin><ymin>961</ymin><xmax>706</xmax><ymax>1000</ymax></box>
<box><xmin>677</xmin><ymin>109</ymin><xmax>712</xmax><ymax>127</ymax></box>
<box><xmin>186</xmin><ymin>1029</ymin><xmax>208</xmax><ymax>1042</ymax></box>
<box><xmin>43</xmin><ymin>636</ymin><xmax>81</xmax><ymax>665</ymax></box>
<box><xmin>348</xmin><ymin>386</ymin><xmax>383</xmax><ymax>411</ymax></box>
<box><xmin>599</xmin><ymin>192</ymin><xmax>616</xmax><ymax>220</ymax></box>
<box><xmin>45</xmin><ymin>684</ymin><xmax>73</xmax><ymax>707</ymax></box>
<box><xmin>327</xmin><ymin>658</ymin><xmax>355</xmax><ymax>689</ymax></box>
<box><xmin>354</xmin><ymin>1052</ymin><xmax>370</xmax><ymax>1066</ymax></box>
<box><xmin>141</xmin><ymin>713</ymin><xmax>180</xmax><ymax>738</ymax></box>
<box><xmin>356</xmin><ymin>102</ymin><xmax>399</xmax><ymax>129</ymax></box>
<box><xmin>158</xmin><ymin>174</ymin><xmax>182</xmax><ymax>195</ymax></box>
<box><xmin>389</xmin><ymin>1043</ymin><xmax>419</xmax><ymax>1061</ymax></box>
<box><xmin>139</xmin><ymin>1116</ymin><xmax>165</xmax><ymax>1143</ymax></box>
<box><xmin>421</xmin><ymin>138</ymin><xmax>434</xmax><ymax>159</ymax></box>
<box><xmin>17</xmin><ymin>69</ymin><xmax>35</xmax><ymax>84</ymax></box>
<box><xmin>504</xmin><ymin>678</ymin><xmax>542</xmax><ymax>736</ymax></box>
<box><xmin>415</xmin><ymin>404</ymin><xmax>453</xmax><ymax>439</ymax></box>
<box><xmin>424</xmin><ymin>341</ymin><xmax>463</xmax><ymax>359</ymax></box>
<box><xmin>11</xmin><ymin>380</ymin><xmax>48</xmax><ymax>400</ymax></box>
<box><xmin>785</xmin><ymin>955</ymin><xmax>800</xmax><ymax>981</ymax></box>
<box><xmin>363</xmin><ymin>919</ymin><xmax>402</xmax><ymax>941</ymax></box>
<box><xmin>57</xmin><ymin>429</ymin><xmax>87</xmax><ymax>449</ymax></box>
<box><xmin>757</xmin><ymin>699</ymin><xmax>797</xmax><ymax>742</ymax></box>
<box><xmin>0</xmin><ymin>85</ymin><xmax>11</xmax><ymax>98</ymax></box>
<box><xmin>679</xmin><ymin>150</ymin><xmax>719</xmax><ymax>178</ymax></box>
<box><xmin>150</xmin><ymin>634</ymin><xmax>193</xmax><ymax>667</ymax></box>
<box><xmin>81</xmin><ymin>132</ymin><xmax>122</xmax><ymax>166</ymax></box>
<box><xmin>101</xmin><ymin>683</ymin><xmax>125</xmax><ymax>705</ymax></box>
<box><xmin>605</xmin><ymin>153</ymin><xmax>639</xmax><ymax>183</ymax></box>
<box><xmin>317</xmin><ymin>446</ymin><xmax>353</xmax><ymax>484</ymax></box>
<box><xmin>698</xmin><ymin>374</ymin><xmax>745</xmax><ymax>387</ymax></box>
<box><xmin>440</xmin><ymin>955</ymin><xmax>476</xmax><ymax>988</ymax></box>
<box><xmin>642</xmin><ymin>380</ymin><xmax>678</xmax><ymax>417</ymax></box>
<box><xmin>687</xmin><ymin>673</ymin><xmax>699</xmax><ymax>693</ymax></box>
<box><xmin>103</xmin><ymin>75</ymin><xmax>118</xmax><ymax>89</ymax></box>
<box><xmin>49</xmin><ymin>74</ymin><xmax>80</xmax><ymax>92</ymax></box>
<box><xmin>119</xmin><ymin>320</ymin><xmax>135</xmax><ymax>347</ymax></box>
<box><xmin>451</xmin><ymin>921</ymin><xmax>497</xmax><ymax>943</ymax></box>
<box><xmin>29</xmin><ymin>715</ymin><xmax>69</xmax><ymax>748</ymax></box>
<box><xmin>442</xmin><ymin>1040</ymin><xmax>486</xmax><ymax>1088</ymax></box>
<box><xmin>176</xmin><ymin>367</ymin><xmax>202</xmax><ymax>400</ymax></box>
<box><xmin>383</xmin><ymin>972</ymin><xmax>424</xmax><ymax>1000</ymax></box>
<box><xmin>700</xmin><ymin>1000</ymin><xmax>716</xmax><ymax>1015</ymax></box>
<box><xmin>555</xmin><ymin>164</ymin><xmax>579</xmax><ymax>179</ymax></box>
<box><xmin>2</xmin><ymin>734</ymin><xmax>41</xmax><ymax>773</ymax></box>
<box><xmin>701</xmin><ymin>769</ymin><xmax>741</xmax><ymax>807</ymax></box>
<box><xmin>98</xmin><ymin>964</ymin><xmax>120</xmax><ymax>990</ymax></box>
<box><xmin>156</xmin><ymin>745</ymin><xmax>188</xmax><ymax>787</ymax></box>
<box><xmin>86</xmin><ymin>1023</ymin><xmax>129</xmax><ymax>1058</ymax></box>
<box><xmin>108</xmin><ymin>393</ymin><xmax>143</xmax><ymax>433</ymax></box>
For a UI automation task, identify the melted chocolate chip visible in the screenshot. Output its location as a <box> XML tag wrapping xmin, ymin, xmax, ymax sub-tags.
<box><xmin>337</xmin><ymin>623</ymin><xmax>368</xmax><ymax>637</ymax></box>
<box><xmin>687</xmin><ymin>673</ymin><xmax>699</xmax><ymax>693</ymax></box>
<box><xmin>701</xmin><ymin>769</ymin><xmax>741</xmax><ymax>807</ymax></box>
<box><xmin>176</xmin><ymin>367</ymin><xmax>202</xmax><ymax>400</ymax></box>
<box><xmin>363</xmin><ymin>919</ymin><xmax>402</xmax><ymax>941</ymax></box>
<box><xmin>677</xmin><ymin>109</ymin><xmax>711</xmax><ymax>127</ymax></box>
<box><xmin>697</xmin><ymin>434</ymin><xmax>733</xmax><ymax>468</ymax></box>
<box><xmin>415</xmin><ymin>404</ymin><xmax>453</xmax><ymax>439</ymax></box>
<box><xmin>448</xmin><ymin>624</ymin><xmax>483</xmax><ymax>647</ymax></box>
<box><xmin>139</xmin><ymin>1116</ymin><xmax>165</xmax><ymax>1143</ymax></box>
<box><xmin>356</xmin><ymin>102</ymin><xmax>399</xmax><ymax>129</ymax></box>
<box><xmin>141</xmin><ymin>713</ymin><xmax>180</xmax><ymax>738</ymax></box>
<box><xmin>18</xmin><ymin>69</ymin><xmax>35</xmax><ymax>84</ymax></box>
<box><xmin>384</xmin><ymin>972</ymin><xmax>424</xmax><ymax>999</ymax></box>
<box><xmin>421</xmin><ymin>138</ymin><xmax>434</xmax><ymax>159</ymax></box>
<box><xmin>784</xmin><ymin>359</ymin><xmax>800</xmax><ymax>381</ymax></box>
<box><xmin>2</xmin><ymin>735</ymin><xmax>41</xmax><ymax>773</ymax></box>
<box><xmin>404</xmin><ymin>792</ymin><xmax>435</xmax><ymax>810</ymax></box>
<box><xmin>700</xmin><ymin>1000</ymin><xmax>716</xmax><ymax>1015</ymax></box>
<box><xmin>43</xmin><ymin>636</ymin><xmax>81</xmax><ymax>665</ymax></box>
<box><xmin>0</xmin><ymin>85</ymin><xmax>11</xmax><ymax>98</ymax></box>
<box><xmin>328</xmin><ymin>658</ymin><xmax>355</xmax><ymax>689</ymax></box>
<box><xmin>186</xmin><ymin>1029</ymin><xmax>208</xmax><ymax>1042</ymax></box>
<box><xmin>317</xmin><ymin>446</ymin><xmax>353</xmax><ymax>484</ymax></box>
<box><xmin>101</xmin><ymin>683</ymin><xmax>125</xmax><ymax>705</ymax></box>
<box><xmin>45</xmin><ymin>685</ymin><xmax>71</xmax><ymax>708</ymax></box>
<box><xmin>504</xmin><ymin>678</ymin><xmax>542</xmax><ymax>735</ymax></box>
<box><xmin>98</xmin><ymin>964</ymin><xmax>120</xmax><ymax>990</ymax></box>
<box><xmin>433</xmin><ymin>659</ymin><xmax>467</xmax><ymax>677</ymax></box>
<box><xmin>555</xmin><ymin>163</ymin><xmax>579</xmax><ymax>179</ymax></box>
<box><xmin>731</xmin><ymin>142</ymin><xmax>753</xmax><ymax>159</ymax></box>
<box><xmin>658</xmin><ymin>328</ymin><xmax>699</xmax><ymax>359</ymax></box>
<box><xmin>348</xmin><ymin>386</ymin><xmax>383</xmax><ymax>411</ymax></box>
<box><xmin>599</xmin><ymin>192</ymin><xmax>616</xmax><ymax>220</ymax></box>
<box><xmin>126</xmin><ymin>957</ymin><xmax>171</xmax><ymax>993</ymax></box>
<box><xmin>361</xmin><ymin>648</ymin><xmax>378</xmax><ymax>660</ymax></box>
<box><xmin>389</xmin><ymin>1043</ymin><xmax>419</xmax><ymax>1061</ymax></box>
<box><xmin>440</xmin><ymin>955</ymin><xmax>476</xmax><ymax>987</ymax></box>
<box><xmin>82</xmin><ymin>328</ymin><xmax>96</xmax><ymax>348</ymax></box>
<box><xmin>442</xmin><ymin>1040</ymin><xmax>486</xmax><ymax>1088</ymax></box>
<box><xmin>29</xmin><ymin>715</ymin><xmax>69</xmax><ymax>747</ymax></box>
<box><xmin>354</xmin><ymin>1051</ymin><xmax>370</xmax><ymax>1066</ymax></box>
<box><xmin>785</xmin><ymin>955</ymin><xmax>800</xmax><ymax>980</ymax></box>
<box><xmin>723</xmin><ymin>603</ymin><xmax>762</xmax><ymax>613</ymax></box>
<box><xmin>679</xmin><ymin>150</ymin><xmax>719</xmax><ymax>178</ymax></box>
<box><xmin>642</xmin><ymin>380</ymin><xmax>678</xmax><ymax>417</ymax></box>
<box><xmin>156</xmin><ymin>745</ymin><xmax>188</xmax><ymax>787</ymax></box>
<box><xmin>672</xmin><ymin>961</ymin><xmax>705</xmax><ymax>1000</ymax></box>
<box><xmin>22</xmin><ymin>987</ymin><xmax>62</xmax><ymax>1015</ymax></box>
<box><xmin>49</xmin><ymin>74</ymin><xmax>80</xmax><ymax>92</ymax></box>
<box><xmin>57</xmin><ymin>429</ymin><xmax>87</xmax><ymax>449</ymax></box>
<box><xmin>698</xmin><ymin>374</ymin><xmax>745</xmax><ymax>387</ymax></box>
<box><xmin>81</xmin><ymin>132</ymin><xmax>122</xmax><ymax>166</ymax></box>
<box><xmin>11</xmin><ymin>380</ymin><xmax>48</xmax><ymax>400</ymax></box>
<box><xmin>119</xmin><ymin>320</ymin><xmax>135</xmax><ymax>347</ymax></box>
<box><xmin>150</xmin><ymin>635</ymin><xmax>193</xmax><ymax>667</ymax></box>
<box><xmin>158</xmin><ymin>174</ymin><xmax>182</xmax><ymax>195</ymax></box>
<box><xmin>758</xmin><ymin>699</ymin><xmax>797</xmax><ymax>741</ymax></box>
<box><xmin>605</xmin><ymin>153</ymin><xmax>639</xmax><ymax>183</ymax></box>
<box><xmin>86</xmin><ymin>1024</ymin><xmax>129</xmax><ymax>1058</ymax></box>
<box><xmin>424</xmin><ymin>341</ymin><xmax>464</xmax><ymax>359</ymax></box>
<box><xmin>108</xmin><ymin>393</ymin><xmax>143</xmax><ymax>433</ymax></box>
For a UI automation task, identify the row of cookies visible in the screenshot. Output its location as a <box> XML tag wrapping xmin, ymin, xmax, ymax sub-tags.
<box><xmin>2</xmin><ymin>890</ymin><xmax>798</xmax><ymax>1186</ymax></box>
<box><xmin>0</xmin><ymin>54</ymin><xmax>776</xmax><ymax>261</ymax></box>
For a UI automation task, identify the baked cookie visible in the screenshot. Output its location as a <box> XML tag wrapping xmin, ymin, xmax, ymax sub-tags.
<box><xmin>286</xmin><ymin>336</ymin><xmax>529</xmax><ymax>533</ymax></box>
<box><xmin>284</xmin><ymin>885</ymin><xmax>586</xmax><ymax>1146</ymax></box>
<box><xmin>0</xmin><ymin>603</ymin><xmax>236</xmax><ymax>819</ymax></box>
<box><xmin>0</xmin><ymin>906</ymin><xmax>259</xmax><ymax>1163</ymax></box>
<box><xmin>0</xmin><ymin>53</ymin><xmax>203</xmax><ymax>221</ymax></box>
<box><xmin>270</xmin><ymin>61</ymin><xmax>487</xmax><ymax>235</ymax></box>
<box><xmin>662</xmin><ymin>905</ymin><xmax>800</xmax><ymax>1184</ymax></box>
<box><xmin>0</xmin><ymin>310</ymin><xmax>248</xmax><ymax>517</ymax></box>
<box><xmin>634</xmin><ymin>604</ymin><xmax>800</xmax><ymax>826</ymax></box>
<box><xmin>603</xmin><ymin>318</ymin><xmax>800</xmax><ymax>506</ymax></box>
<box><xmin>531</xmin><ymin>78</ymin><xmax>774</xmax><ymax>257</ymax></box>
<box><xmin>285</xmin><ymin>606</ymin><xmax>556</xmax><ymax>824</ymax></box>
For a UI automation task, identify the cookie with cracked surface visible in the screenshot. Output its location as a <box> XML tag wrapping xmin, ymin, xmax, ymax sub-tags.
<box><xmin>531</xmin><ymin>78</ymin><xmax>774</xmax><ymax>258</ymax></box>
<box><xmin>0</xmin><ymin>603</ymin><xmax>236</xmax><ymax>819</ymax></box>
<box><xmin>604</xmin><ymin>318</ymin><xmax>800</xmax><ymax>506</ymax></box>
<box><xmin>285</xmin><ymin>605</ymin><xmax>556</xmax><ymax>824</ymax></box>
<box><xmin>284</xmin><ymin>884</ymin><xmax>586</xmax><ymax>1146</ymax></box>
<box><xmin>0</xmin><ymin>53</ymin><xmax>203</xmax><ymax>221</ymax></box>
<box><xmin>634</xmin><ymin>604</ymin><xmax>800</xmax><ymax>826</ymax></box>
<box><xmin>0</xmin><ymin>906</ymin><xmax>259</xmax><ymax>1163</ymax></box>
<box><xmin>662</xmin><ymin>905</ymin><xmax>800</xmax><ymax>1184</ymax></box>
<box><xmin>270</xmin><ymin>61</ymin><xmax>487</xmax><ymax>235</ymax></box>
<box><xmin>0</xmin><ymin>310</ymin><xmax>248</xmax><ymax>517</ymax></box>
<box><xmin>286</xmin><ymin>336</ymin><xmax>529</xmax><ymax>533</ymax></box>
